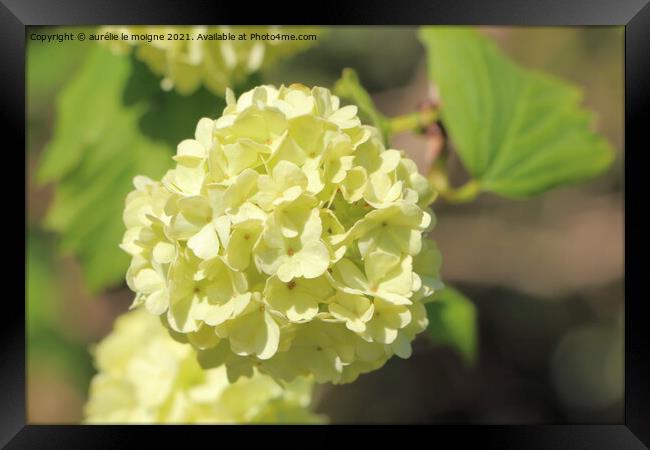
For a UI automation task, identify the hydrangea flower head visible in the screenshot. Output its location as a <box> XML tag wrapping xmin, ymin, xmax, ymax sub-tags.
<box><xmin>84</xmin><ymin>309</ymin><xmax>325</xmax><ymax>423</ymax></box>
<box><xmin>101</xmin><ymin>26</ymin><xmax>319</xmax><ymax>95</ymax></box>
<box><xmin>122</xmin><ymin>84</ymin><xmax>443</xmax><ymax>384</ymax></box>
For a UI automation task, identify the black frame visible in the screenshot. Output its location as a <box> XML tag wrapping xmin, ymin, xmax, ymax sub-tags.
<box><xmin>8</xmin><ymin>0</ymin><xmax>649</xmax><ymax>447</ymax></box>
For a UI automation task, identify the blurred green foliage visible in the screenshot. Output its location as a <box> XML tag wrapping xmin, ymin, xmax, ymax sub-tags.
<box><xmin>419</xmin><ymin>27</ymin><xmax>614</xmax><ymax>198</ymax></box>
<box><xmin>27</xmin><ymin>231</ymin><xmax>94</xmax><ymax>391</ymax></box>
<box><xmin>122</xmin><ymin>57</ymin><xmax>227</xmax><ymax>147</ymax></box>
<box><xmin>334</xmin><ymin>68</ymin><xmax>390</xmax><ymax>142</ymax></box>
<box><xmin>26</xmin><ymin>231</ymin><xmax>57</xmax><ymax>331</ymax></box>
<box><xmin>426</xmin><ymin>286</ymin><xmax>477</xmax><ymax>365</ymax></box>
<box><xmin>27</xmin><ymin>27</ymin><xmax>94</xmax><ymax>112</ymax></box>
<box><xmin>265</xmin><ymin>27</ymin><xmax>423</xmax><ymax>91</ymax></box>
<box><xmin>27</xmin><ymin>26</ymin><xmax>94</xmax><ymax>156</ymax></box>
<box><xmin>37</xmin><ymin>46</ymin><xmax>173</xmax><ymax>292</ymax></box>
<box><xmin>551</xmin><ymin>322</ymin><xmax>623</xmax><ymax>412</ymax></box>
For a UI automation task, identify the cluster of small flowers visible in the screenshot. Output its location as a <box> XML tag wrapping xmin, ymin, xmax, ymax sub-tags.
<box><xmin>122</xmin><ymin>84</ymin><xmax>443</xmax><ymax>384</ymax></box>
<box><xmin>84</xmin><ymin>309</ymin><xmax>324</xmax><ymax>423</ymax></box>
<box><xmin>100</xmin><ymin>26</ymin><xmax>318</xmax><ymax>95</ymax></box>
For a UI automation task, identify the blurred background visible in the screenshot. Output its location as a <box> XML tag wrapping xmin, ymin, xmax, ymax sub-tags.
<box><xmin>27</xmin><ymin>26</ymin><xmax>624</xmax><ymax>423</ymax></box>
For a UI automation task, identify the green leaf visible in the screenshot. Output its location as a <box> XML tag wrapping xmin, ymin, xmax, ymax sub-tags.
<box><xmin>36</xmin><ymin>47</ymin><xmax>162</xmax><ymax>292</ymax></box>
<box><xmin>418</xmin><ymin>27</ymin><xmax>614</xmax><ymax>198</ymax></box>
<box><xmin>38</xmin><ymin>44</ymin><xmax>226</xmax><ymax>293</ymax></box>
<box><xmin>333</xmin><ymin>68</ymin><xmax>390</xmax><ymax>142</ymax></box>
<box><xmin>426</xmin><ymin>286</ymin><xmax>478</xmax><ymax>365</ymax></box>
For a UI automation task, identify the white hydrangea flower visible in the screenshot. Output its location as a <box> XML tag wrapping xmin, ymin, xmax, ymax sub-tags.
<box><xmin>84</xmin><ymin>309</ymin><xmax>325</xmax><ymax>424</ymax></box>
<box><xmin>101</xmin><ymin>26</ymin><xmax>319</xmax><ymax>96</ymax></box>
<box><xmin>122</xmin><ymin>84</ymin><xmax>443</xmax><ymax>384</ymax></box>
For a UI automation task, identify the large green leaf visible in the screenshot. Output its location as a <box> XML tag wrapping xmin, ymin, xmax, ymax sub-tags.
<box><xmin>37</xmin><ymin>46</ymin><xmax>221</xmax><ymax>292</ymax></box>
<box><xmin>333</xmin><ymin>68</ymin><xmax>390</xmax><ymax>143</ymax></box>
<box><xmin>426</xmin><ymin>286</ymin><xmax>478</xmax><ymax>365</ymax></box>
<box><xmin>418</xmin><ymin>27</ymin><xmax>614</xmax><ymax>198</ymax></box>
<box><xmin>37</xmin><ymin>47</ymin><xmax>172</xmax><ymax>292</ymax></box>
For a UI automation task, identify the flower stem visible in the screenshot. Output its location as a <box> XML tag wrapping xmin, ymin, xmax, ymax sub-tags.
<box><xmin>388</xmin><ymin>107</ymin><xmax>438</xmax><ymax>135</ymax></box>
<box><xmin>439</xmin><ymin>179</ymin><xmax>482</xmax><ymax>203</ymax></box>
<box><xmin>429</xmin><ymin>158</ymin><xmax>482</xmax><ymax>204</ymax></box>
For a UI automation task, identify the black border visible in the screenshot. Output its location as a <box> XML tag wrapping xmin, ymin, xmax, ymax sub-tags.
<box><xmin>9</xmin><ymin>0</ymin><xmax>649</xmax><ymax>447</ymax></box>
